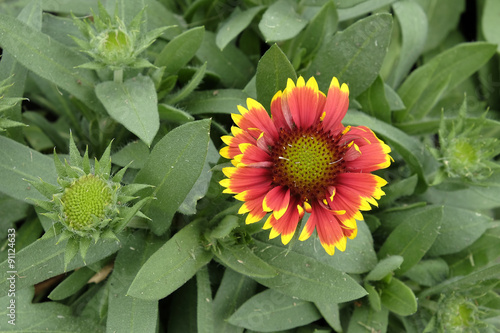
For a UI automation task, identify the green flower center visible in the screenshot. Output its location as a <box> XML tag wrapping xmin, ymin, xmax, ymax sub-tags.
<box><xmin>270</xmin><ymin>127</ymin><xmax>347</xmax><ymax>200</ymax></box>
<box><xmin>97</xmin><ymin>29</ymin><xmax>133</xmax><ymax>63</ymax></box>
<box><xmin>450</xmin><ymin>139</ymin><xmax>478</xmax><ymax>165</ymax></box>
<box><xmin>61</xmin><ymin>174</ymin><xmax>112</xmax><ymax>231</ymax></box>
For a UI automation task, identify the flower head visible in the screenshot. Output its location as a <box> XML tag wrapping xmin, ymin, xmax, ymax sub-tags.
<box><xmin>219</xmin><ymin>76</ymin><xmax>391</xmax><ymax>255</ymax></box>
<box><xmin>28</xmin><ymin>134</ymin><xmax>152</xmax><ymax>268</ymax></box>
<box><xmin>71</xmin><ymin>2</ymin><xmax>168</xmax><ymax>71</ymax></box>
<box><xmin>438</xmin><ymin>98</ymin><xmax>500</xmax><ymax>181</ymax></box>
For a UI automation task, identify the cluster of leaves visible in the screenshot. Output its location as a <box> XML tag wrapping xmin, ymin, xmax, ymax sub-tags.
<box><xmin>0</xmin><ymin>0</ymin><xmax>499</xmax><ymax>332</ymax></box>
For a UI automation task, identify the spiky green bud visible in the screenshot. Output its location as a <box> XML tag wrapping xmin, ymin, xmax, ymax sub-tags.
<box><xmin>28</xmin><ymin>133</ymin><xmax>153</xmax><ymax>269</ymax></box>
<box><xmin>438</xmin><ymin>97</ymin><xmax>500</xmax><ymax>182</ymax></box>
<box><xmin>70</xmin><ymin>2</ymin><xmax>170</xmax><ymax>71</ymax></box>
<box><xmin>436</xmin><ymin>294</ymin><xmax>487</xmax><ymax>332</ymax></box>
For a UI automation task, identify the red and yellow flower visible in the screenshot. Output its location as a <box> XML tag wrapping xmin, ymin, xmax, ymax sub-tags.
<box><xmin>219</xmin><ymin>76</ymin><xmax>391</xmax><ymax>255</ymax></box>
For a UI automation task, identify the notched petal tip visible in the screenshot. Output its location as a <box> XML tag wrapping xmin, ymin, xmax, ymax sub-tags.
<box><xmin>281</xmin><ymin>231</ymin><xmax>294</xmax><ymax>245</ymax></box>
<box><xmin>269</xmin><ymin>228</ymin><xmax>280</xmax><ymax>239</ymax></box>
<box><xmin>296</xmin><ymin>76</ymin><xmax>306</xmax><ymax>87</ymax></box>
<box><xmin>336</xmin><ymin>236</ymin><xmax>347</xmax><ymax>252</ymax></box>
<box><xmin>330</xmin><ymin>77</ymin><xmax>340</xmax><ymax>89</ymax></box>
<box><xmin>220</xmin><ymin>135</ymin><xmax>233</xmax><ymax>145</ymax></box>
<box><xmin>246</xmin><ymin>98</ymin><xmax>265</xmax><ymax>112</ymax></box>
<box><xmin>322</xmin><ymin>242</ymin><xmax>336</xmax><ymax>256</ymax></box>
<box><xmin>306</xmin><ymin>76</ymin><xmax>319</xmax><ymax>91</ymax></box>
<box><xmin>245</xmin><ymin>212</ymin><xmax>263</xmax><ymax>224</ymax></box>
<box><xmin>222</xmin><ymin>167</ymin><xmax>236</xmax><ymax>178</ymax></box>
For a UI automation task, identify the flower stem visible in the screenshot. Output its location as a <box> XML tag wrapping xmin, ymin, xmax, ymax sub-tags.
<box><xmin>113</xmin><ymin>69</ymin><xmax>123</xmax><ymax>83</ymax></box>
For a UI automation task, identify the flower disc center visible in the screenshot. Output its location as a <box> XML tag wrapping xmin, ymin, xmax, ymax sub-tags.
<box><xmin>61</xmin><ymin>174</ymin><xmax>112</xmax><ymax>231</ymax></box>
<box><xmin>270</xmin><ymin>128</ymin><xmax>345</xmax><ymax>200</ymax></box>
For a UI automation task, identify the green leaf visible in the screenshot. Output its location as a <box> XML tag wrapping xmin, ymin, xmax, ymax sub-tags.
<box><xmin>482</xmin><ymin>0</ymin><xmax>500</xmax><ymax>52</ymax></box>
<box><xmin>213</xmin><ymin>269</ymin><xmax>257</xmax><ymax>333</ymax></box>
<box><xmin>427</xmin><ymin>206</ymin><xmax>491</xmax><ymax>257</ymax></box>
<box><xmin>256</xmin><ymin>44</ymin><xmax>297</xmax><ymax>110</ymax></box>
<box><xmin>387</xmin><ymin>0</ymin><xmax>428</xmax><ymax>88</ymax></box>
<box><xmin>111</xmin><ymin>140</ymin><xmax>150</xmax><ymax>169</ymax></box>
<box><xmin>404</xmin><ymin>259</ymin><xmax>449</xmax><ymax>287</ymax></box>
<box><xmin>384</xmin><ymin>83</ymin><xmax>405</xmax><ymax>111</ymax></box>
<box><xmin>397</xmin><ymin>42</ymin><xmax>496</xmax><ymax>121</ymax></box>
<box><xmin>158</xmin><ymin>104</ymin><xmax>195</xmax><ymax>124</ymax></box>
<box><xmin>344</xmin><ymin>110</ymin><xmax>438</xmax><ymax>193</ymax></box>
<box><xmin>366</xmin><ymin>256</ymin><xmax>404</xmax><ymax>281</ymax></box>
<box><xmin>252</xmin><ymin>240</ymin><xmax>367</xmax><ymax>304</ymax></box>
<box><xmin>314</xmin><ymin>301</ymin><xmax>342</xmax><ymax>332</ymax></box>
<box><xmin>155</xmin><ymin>26</ymin><xmax>205</xmax><ymax>75</ymax></box>
<box><xmin>196</xmin><ymin>31</ymin><xmax>255</xmax><ymax>88</ymax></box>
<box><xmin>296</xmin><ymin>0</ymin><xmax>338</xmax><ymax>64</ymax></box>
<box><xmin>95</xmin><ymin>75</ymin><xmax>159</xmax><ymax>147</ymax></box>
<box><xmin>213</xmin><ymin>242</ymin><xmax>278</xmax><ymax>279</ymax></box>
<box><xmin>216</xmin><ymin>6</ymin><xmax>264</xmax><ymax>50</ymax></box>
<box><xmin>107</xmin><ymin>231</ymin><xmax>163</xmax><ymax>333</ymax></box>
<box><xmin>420</xmin><ymin>263</ymin><xmax>500</xmax><ymax>298</ymax></box>
<box><xmin>357</xmin><ymin>76</ymin><xmax>392</xmax><ymax>123</ymax></box>
<box><xmin>305</xmin><ymin>13</ymin><xmax>392</xmax><ymax>98</ymax></box>
<box><xmin>0</xmin><ymin>135</ymin><xmax>57</xmax><ymax>202</ymax></box>
<box><xmin>378</xmin><ymin>205</ymin><xmax>443</xmax><ymax>274</ymax></box>
<box><xmin>0</xmin><ymin>12</ymin><xmax>103</xmax><ymax>113</ymax></box>
<box><xmin>228</xmin><ymin>289</ymin><xmax>321</xmax><ymax>332</ymax></box>
<box><xmin>365</xmin><ymin>282</ymin><xmax>382</xmax><ymax>312</ymax></box>
<box><xmin>414</xmin><ymin>0</ymin><xmax>465</xmax><ymax>52</ymax></box>
<box><xmin>178</xmin><ymin>140</ymin><xmax>219</xmax><ymax>215</ymax></box>
<box><xmin>378</xmin><ymin>174</ymin><xmax>418</xmax><ymax>206</ymax></box>
<box><xmin>0</xmin><ymin>235</ymin><xmax>121</xmax><ymax>297</ymax></box>
<box><xmin>346</xmin><ymin>303</ymin><xmax>388</xmax><ymax>333</ymax></box>
<box><xmin>48</xmin><ymin>266</ymin><xmax>99</xmax><ymax>301</ymax></box>
<box><xmin>197</xmin><ymin>266</ymin><xmax>214</xmax><ymax>333</ymax></box>
<box><xmin>259</xmin><ymin>0</ymin><xmax>307</xmax><ymax>42</ymax></box>
<box><xmin>0</xmin><ymin>287</ymin><xmax>104</xmax><ymax>332</ymax></box>
<box><xmin>337</xmin><ymin>0</ymin><xmax>397</xmax><ymax>21</ymax></box>
<box><xmin>0</xmin><ymin>193</ymin><xmax>29</xmax><ymax>237</ymax></box>
<box><xmin>167</xmin><ymin>62</ymin><xmax>207</xmax><ymax>105</ymax></box>
<box><xmin>424</xmin><ymin>181</ymin><xmax>500</xmax><ymax>211</ymax></box>
<box><xmin>380</xmin><ymin>278</ymin><xmax>417</xmax><ymax>316</ymax></box>
<box><xmin>0</xmin><ymin>1</ymin><xmax>41</xmax><ymax>141</ymax></box>
<box><xmin>127</xmin><ymin>220</ymin><xmax>213</xmax><ymax>300</ymax></box>
<box><xmin>134</xmin><ymin>119</ymin><xmax>211</xmax><ymax>234</ymax></box>
<box><xmin>208</xmin><ymin>215</ymin><xmax>241</xmax><ymax>240</ymax></box>
<box><xmin>181</xmin><ymin>89</ymin><xmax>248</xmax><ymax>115</ymax></box>
<box><xmin>446</xmin><ymin>227</ymin><xmax>500</xmax><ymax>277</ymax></box>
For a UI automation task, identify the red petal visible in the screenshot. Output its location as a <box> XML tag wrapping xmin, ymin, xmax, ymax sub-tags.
<box><xmin>282</xmin><ymin>77</ymin><xmax>324</xmax><ymax>129</ymax></box>
<box><xmin>271</xmin><ymin>90</ymin><xmax>293</xmax><ymax>131</ymax></box>
<box><xmin>346</xmin><ymin>143</ymin><xmax>391</xmax><ymax>172</ymax></box>
<box><xmin>236</xmin><ymin>99</ymin><xmax>278</xmax><ymax>142</ymax></box>
<box><xmin>221</xmin><ymin>167</ymin><xmax>272</xmax><ymax>193</ymax></box>
<box><xmin>336</xmin><ymin>173</ymin><xmax>387</xmax><ymax>200</ymax></box>
<box><xmin>237</xmin><ymin>143</ymin><xmax>271</xmax><ymax>167</ymax></box>
<box><xmin>262</xmin><ymin>186</ymin><xmax>291</xmax><ymax>219</ymax></box>
<box><xmin>322</xmin><ymin>77</ymin><xmax>350</xmax><ymax>132</ymax></box>
<box><xmin>299</xmin><ymin>201</ymin><xmax>345</xmax><ymax>255</ymax></box>
<box><xmin>264</xmin><ymin>196</ymin><xmax>304</xmax><ymax>244</ymax></box>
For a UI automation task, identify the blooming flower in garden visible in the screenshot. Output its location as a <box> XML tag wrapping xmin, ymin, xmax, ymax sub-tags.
<box><xmin>219</xmin><ymin>76</ymin><xmax>391</xmax><ymax>255</ymax></box>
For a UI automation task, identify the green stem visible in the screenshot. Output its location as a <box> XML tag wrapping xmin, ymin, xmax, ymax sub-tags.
<box><xmin>113</xmin><ymin>69</ymin><xmax>123</xmax><ymax>83</ymax></box>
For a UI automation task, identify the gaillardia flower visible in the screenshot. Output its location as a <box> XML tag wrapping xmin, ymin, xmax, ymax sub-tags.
<box><xmin>219</xmin><ymin>76</ymin><xmax>391</xmax><ymax>255</ymax></box>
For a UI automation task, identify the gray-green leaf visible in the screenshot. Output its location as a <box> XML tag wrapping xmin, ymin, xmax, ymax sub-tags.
<box><xmin>95</xmin><ymin>75</ymin><xmax>159</xmax><ymax>147</ymax></box>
